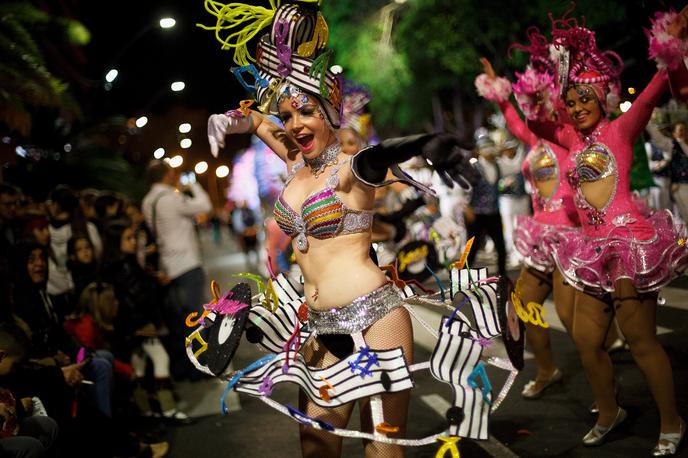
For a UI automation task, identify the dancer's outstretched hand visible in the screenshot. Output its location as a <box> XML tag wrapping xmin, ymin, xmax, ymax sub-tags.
<box><xmin>207</xmin><ymin>113</ymin><xmax>254</xmax><ymax>157</ymax></box>
<box><xmin>421</xmin><ymin>134</ymin><xmax>480</xmax><ymax>189</ymax></box>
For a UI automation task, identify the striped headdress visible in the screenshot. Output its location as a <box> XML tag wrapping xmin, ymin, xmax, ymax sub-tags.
<box><xmin>201</xmin><ymin>0</ymin><xmax>342</xmax><ymax>127</ymax></box>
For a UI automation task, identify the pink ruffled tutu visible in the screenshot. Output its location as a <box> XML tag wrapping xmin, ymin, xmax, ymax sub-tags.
<box><xmin>513</xmin><ymin>216</ymin><xmax>578</xmax><ymax>274</ymax></box>
<box><xmin>553</xmin><ymin>210</ymin><xmax>688</xmax><ymax>295</ymax></box>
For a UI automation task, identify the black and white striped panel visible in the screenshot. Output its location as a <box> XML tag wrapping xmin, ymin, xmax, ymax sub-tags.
<box><xmin>462</xmin><ymin>284</ymin><xmax>501</xmax><ymax>339</ymax></box>
<box><xmin>398</xmin><ymin>284</ymin><xmax>418</xmax><ymax>299</ymax></box>
<box><xmin>450</xmin><ymin>267</ymin><xmax>488</xmax><ymax>298</ymax></box>
<box><xmin>271</xmin><ymin>273</ymin><xmax>302</xmax><ymax>305</ymax></box>
<box><xmin>255</xmin><ymin>36</ymin><xmax>337</xmax><ymax>109</ymax></box>
<box><xmin>269</xmin><ymin>4</ymin><xmax>316</xmax><ymax>52</ymax></box>
<box><xmin>236</xmin><ymin>348</ymin><xmax>414</xmax><ymax>407</ymax></box>
<box><xmin>249</xmin><ymin>298</ymin><xmax>310</xmax><ymax>353</ymax></box>
<box><xmin>449</xmin><ymin>380</ymin><xmax>491</xmax><ymax>440</ymax></box>
<box><xmin>430</xmin><ymin>317</ymin><xmax>481</xmax><ymax>385</ymax></box>
<box><xmin>430</xmin><ymin>317</ymin><xmax>490</xmax><ymax>440</ymax></box>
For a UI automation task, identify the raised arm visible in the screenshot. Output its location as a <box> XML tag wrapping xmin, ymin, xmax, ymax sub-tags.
<box><xmin>527</xmin><ymin>119</ymin><xmax>569</xmax><ymax>148</ymax></box>
<box><xmin>615</xmin><ymin>71</ymin><xmax>668</xmax><ymax>142</ymax></box>
<box><xmin>499</xmin><ymin>101</ymin><xmax>538</xmax><ymax>147</ymax></box>
<box><xmin>207</xmin><ymin>109</ymin><xmax>299</xmax><ymax>164</ymax></box>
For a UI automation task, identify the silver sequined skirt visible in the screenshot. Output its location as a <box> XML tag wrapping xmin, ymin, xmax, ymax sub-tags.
<box><xmin>308</xmin><ymin>283</ymin><xmax>405</xmax><ymax>334</ymax></box>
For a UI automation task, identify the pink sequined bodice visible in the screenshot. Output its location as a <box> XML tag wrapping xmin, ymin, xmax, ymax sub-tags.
<box><xmin>532</xmin><ymin>72</ymin><xmax>669</xmax><ymax>240</ymax></box>
<box><xmin>499</xmin><ymin>101</ymin><xmax>579</xmax><ymax>227</ymax></box>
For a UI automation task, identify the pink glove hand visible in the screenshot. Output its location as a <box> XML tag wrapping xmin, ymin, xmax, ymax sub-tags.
<box><xmin>207</xmin><ymin>113</ymin><xmax>253</xmax><ymax>157</ymax></box>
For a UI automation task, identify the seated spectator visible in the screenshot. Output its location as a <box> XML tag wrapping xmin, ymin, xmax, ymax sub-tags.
<box><xmin>46</xmin><ymin>185</ymin><xmax>102</xmax><ymax>319</ymax></box>
<box><xmin>123</xmin><ymin>202</ymin><xmax>159</xmax><ymax>272</ymax></box>
<box><xmin>0</xmin><ymin>183</ymin><xmax>21</xmax><ymax>247</ymax></box>
<box><xmin>0</xmin><ymin>323</ymin><xmax>59</xmax><ymax>458</ymax></box>
<box><xmin>94</xmin><ymin>193</ymin><xmax>123</xmax><ymax>231</ymax></box>
<box><xmin>67</xmin><ymin>235</ymin><xmax>98</xmax><ymax>300</ymax></box>
<box><xmin>101</xmin><ymin>222</ymin><xmax>190</xmax><ymax>424</ymax></box>
<box><xmin>10</xmin><ymin>241</ymin><xmax>114</xmax><ymax>420</ymax></box>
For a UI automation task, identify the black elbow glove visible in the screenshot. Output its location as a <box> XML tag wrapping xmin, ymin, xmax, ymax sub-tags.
<box><xmin>351</xmin><ymin>133</ymin><xmax>479</xmax><ymax>191</ymax></box>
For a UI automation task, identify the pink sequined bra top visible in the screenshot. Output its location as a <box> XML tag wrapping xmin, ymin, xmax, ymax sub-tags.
<box><xmin>274</xmin><ymin>156</ymin><xmax>373</xmax><ymax>252</ymax></box>
<box><xmin>574</xmin><ymin>142</ymin><xmax>615</xmax><ymax>183</ymax></box>
<box><xmin>522</xmin><ymin>141</ymin><xmax>579</xmax><ymax>225</ymax></box>
<box><xmin>529</xmin><ymin>142</ymin><xmax>559</xmax><ymax>182</ymax></box>
<box><xmin>566</xmin><ymin>129</ymin><xmax>621</xmax><ymax>223</ymax></box>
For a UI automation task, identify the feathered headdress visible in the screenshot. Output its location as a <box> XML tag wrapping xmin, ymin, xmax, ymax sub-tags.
<box><xmin>508</xmin><ymin>27</ymin><xmax>560</xmax><ymax>121</ymax></box>
<box><xmin>548</xmin><ymin>3</ymin><xmax>623</xmax><ymax>113</ymax></box>
<box><xmin>200</xmin><ymin>0</ymin><xmax>342</xmax><ymax>127</ymax></box>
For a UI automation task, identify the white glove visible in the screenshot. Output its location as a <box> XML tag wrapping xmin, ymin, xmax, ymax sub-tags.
<box><xmin>207</xmin><ymin>113</ymin><xmax>253</xmax><ymax>157</ymax></box>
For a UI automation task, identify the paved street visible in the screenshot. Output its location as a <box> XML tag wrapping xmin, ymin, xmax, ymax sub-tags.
<box><xmin>162</xmin><ymin>231</ymin><xmax>688</xmax><ymax>457</ymax></box>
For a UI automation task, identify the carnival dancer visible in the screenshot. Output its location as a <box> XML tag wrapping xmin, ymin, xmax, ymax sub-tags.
<box><xmin>475</xmin><ymin>50</ymin><xmax>579</xmax><ymax>399</ymax></box>
<box><xmin>528</xmin><ymin>7</ymin><xmax>688</xmax><ymax>454</ymax></box>
<box><xmin>202</xmin><ymin>2</ymin><xmax>475</xmax><ymax>456</ymax></box>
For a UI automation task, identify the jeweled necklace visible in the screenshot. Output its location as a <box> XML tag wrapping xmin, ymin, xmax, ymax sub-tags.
<box><xmin>303</xmin><ymin>142</ymin><xmax>340</xmax><ymax>178</ymax></box>
<box><xmin>579</xmin><ymin>119</ymin><xmax>609</xmax><ymax>146</ymax></box>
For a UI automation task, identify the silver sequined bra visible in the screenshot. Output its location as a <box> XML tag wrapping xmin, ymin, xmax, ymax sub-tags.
<box><xmin>308</xmin><ymin>283</ymin><xmax>405</xmax><ymax>334</ymax></box>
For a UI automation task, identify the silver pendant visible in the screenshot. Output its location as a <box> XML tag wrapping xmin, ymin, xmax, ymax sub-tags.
<box><xmin>296</xmin><ymin>233</ymin><xmax>308</xmax><ymax>252</ymax></box>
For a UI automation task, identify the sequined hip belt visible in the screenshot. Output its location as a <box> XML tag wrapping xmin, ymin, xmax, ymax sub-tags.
<box><xmin>308</xmin><ymin>283</ymin><xmax>404</xmax><ymax>335</ymax></box>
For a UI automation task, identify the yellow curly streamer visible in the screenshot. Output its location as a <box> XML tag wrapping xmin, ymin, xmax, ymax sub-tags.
<box><xmin>198</xmin><ymin>0</ymin><xmax>323</xmax><ymax>66</ymax></box>
<box><xmin>262</xmin><ymin>278</ymin><xmax>279</xmax><ymax>313</ymax></box>
<box><xmin>435</xmin><ymin>436</ymin><xmax>461</xmax><ymax>458</ymax></box>
<box><xmin>511</xmin><ymin>290</ymin><xmax>549</xmax><ymax>328</ymax></box>
<box><xmin>185</xmin><ymin>330</ymin><xmax>209</xmax><ymax>358</ymax></box>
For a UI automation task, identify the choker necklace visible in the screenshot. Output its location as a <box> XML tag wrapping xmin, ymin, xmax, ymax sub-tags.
<box><xmin>303</xmin><ymin>142</ymin><xmax>340</xmax><ymax>178</ymax></box>
<box><xmin>579</xmin><ymin>119</ymin><xmax>608</xmax><ymax>146</ymax></box>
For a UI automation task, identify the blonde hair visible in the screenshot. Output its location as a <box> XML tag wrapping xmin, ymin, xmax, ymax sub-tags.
<box><xmin>77</xmin><ymin>283</ymin><xmax>118</xmax><ymax>329</ymax></box>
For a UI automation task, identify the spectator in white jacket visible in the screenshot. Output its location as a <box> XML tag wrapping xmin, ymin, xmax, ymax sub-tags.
<box><xmin>142</xmin><ymin>160</ymin><xmax>211</xmax><ymax>381</ymax></box>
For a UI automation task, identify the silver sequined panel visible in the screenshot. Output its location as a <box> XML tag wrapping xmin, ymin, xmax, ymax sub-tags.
<box><xmin>308</xmin><ymin>283</ymin><xmax>404</xmax><ymax>334</ymax></box>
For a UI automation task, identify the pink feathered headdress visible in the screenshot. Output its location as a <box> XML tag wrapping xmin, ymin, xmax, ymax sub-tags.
<box><xmin>508</xmin><ymin>27</ymin><xmax>560</xmax><ymax>120</ymax></box>
<box><xmin>549</xmin><ymin>3</ymin><xmax>623</xmax><ymax>113</ymax></box>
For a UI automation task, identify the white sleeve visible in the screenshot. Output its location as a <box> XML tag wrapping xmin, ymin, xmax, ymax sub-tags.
<box><xmin>175</xmin><ymin>182</ymin><xmax>212</xmax><ymax>217</ymax></box>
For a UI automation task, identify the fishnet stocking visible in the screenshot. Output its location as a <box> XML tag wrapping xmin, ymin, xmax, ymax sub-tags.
<box><xmin>572</xmin><ymin>290</ymin><xmax>618</xmax><ymax>425</ymax></box>
<box><xmin>612</xmin><ymin>279</ymin><xmax>679</xmax><ymax>433</ymax></box>
<box><xmin>299</xmin><ymin>306</ymin><xmax>413</xmax><ymax>458</ymax></box>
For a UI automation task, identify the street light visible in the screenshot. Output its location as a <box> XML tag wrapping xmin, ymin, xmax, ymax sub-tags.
<box><xmin>104</xmin><ymin>17</ymin><xmax>176</xmax><ymax>85</ymax></box>
<box><xmin>159</xmin><ymin>17</ymin><xmax>176</xmax><ymax>29</ymax></box>
<box><xmin>135</xmin><ymin>116</ymin><xmax>149</xmax><ymax>128</ymax></box>
<box><xmin>171</xmin><ymin>81</ymin><xmax>185</xmax><ymax>92</ymax></box>
<box><xmin>619</xmin><ymin>101</ymin><xmax>632</xmax><ymax>113</ymax></box>
<box><xmin>105</xmin><ymin>69</ymin><xmax>119</xmax><ymax>83</ymax></box>
<box><xmin>169</xmin><ymin>155</ymin><xmax>183</xmax><ymax>168</ymax></box>
<box><xmin>179</xmin><ymin>123</ymin><xmax>191</xmax><ymax>133</ymax></box>
<box><xmin>195</xmin><ymin>161</ymin><xmax>208</xmax><ymax>174</ymax></box>
<box><xmin>216</xmin><ymin>165</ymin><xmax>229</xmax><ymax>178</ymax></box>
<box><xmin>153</xmin><ymin>147</ymin><xmax>165</xmax><ymax>159</ymax></box>
<box><xmin>180</xmin><ymin>138</ymin><xmax>192</xmax><ymax>149</ymax></box>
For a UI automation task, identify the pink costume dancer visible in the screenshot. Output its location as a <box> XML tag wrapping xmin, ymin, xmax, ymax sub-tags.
<box><xmin>476</xmin><ymin>40</ymin><xmax>579</xmax><ymax>400</ymax></box>
<box><xmin>529</xmin><ymin>8</ymin><xmax>688</xmax><ymax>455</ymax></box>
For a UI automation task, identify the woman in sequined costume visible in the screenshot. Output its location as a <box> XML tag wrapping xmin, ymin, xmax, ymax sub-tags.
<box><xmin>527</xmin><ymin>9</ymin><xmax>688</xmax><ymax>454</ymax></box>
<box><xmin>475</xmin><ymin>55</ymin><xmax>579</xmax><ymax>400</ymax></box>
<box><xmin>204</xmin><ymin>4</ymin><xmax>472</xmax><ymax>455</ymax></box>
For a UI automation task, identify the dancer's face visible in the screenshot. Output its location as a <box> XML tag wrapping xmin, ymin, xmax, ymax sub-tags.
<box><xmin>565</xmin><ymin>86</ymin><xmax>603</xmax><ymax>132</ymax></box>
<box><xmin>339</xmin><ymin>128</ymin><xmax>364</xmax><ymax>155</ymax></box>
<box><xmin>278</xmin><ymin>94</ymin><xmax>336</xmax><ymax>160</ymax></box>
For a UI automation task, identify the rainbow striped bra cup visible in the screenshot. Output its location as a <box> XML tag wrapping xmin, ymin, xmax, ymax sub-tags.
<box><xmin>274</xmin><ymin>156</ymin><xmax>373</xmax><ymax>252</ymax></box>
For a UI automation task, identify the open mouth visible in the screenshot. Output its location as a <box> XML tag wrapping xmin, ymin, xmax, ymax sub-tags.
<box><xmin>295</xmin><ymin>134</ymin><xmax>314</xmax><ymax>151</ymax></box>
<box><xmin>575</xmin><ymin>113</ymin><xmax>588</xmax><ymax>123</ymax></box>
